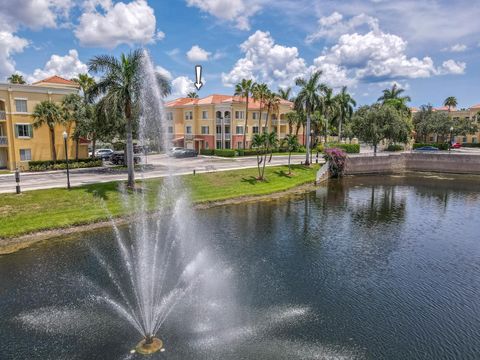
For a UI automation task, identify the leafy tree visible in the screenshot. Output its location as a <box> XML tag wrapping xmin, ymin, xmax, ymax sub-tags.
<box><xmin>282</xmin><ymin>134</ymin><xmax>300</xmax><ymax>175</ymax></box>
<box><xmin>252</xmin><ymin>83</ymin><xmax>269</xmax><ymax>128</ymax></box>
<box><xmin>33</xmin><ymin>101</ymin><xmax>64</xmax><ymax>162</ymax></box>
<box><xmin>443</xmin><ymin>96</ymin><xmax>458</xmax><ymax>111</ymax></box>
<box><xmin>334</xmin><ymin>86</ymin><xmax>356</xmax><ymax>140</ymax></box>
<box><xmin>88</xmin><ymin>50</ymin><xmax>171</xmax><ymax>188</ymax></box>
<box><xmin>187</xmin><ymin>92</ymin><xmax>199</xmax><ymax>98</ymax></box>
<box><xmin>234</xmin><ymin>79</ymin><xmax>255</xmax><ymax>150</ymax></box>
<box><xmin>62</xmin><ymin>93</ymin><xmax>86</xmax><ymax>160</ymax></box>
<box><xmin>295</xmin><ymin>70</ymin><xmax>324</xmax><ymax>165</ymax></box>
<box><xmin>8</xmin><ymin>74</ymin><xmax>26</xmax><ymax>84</ymax></box>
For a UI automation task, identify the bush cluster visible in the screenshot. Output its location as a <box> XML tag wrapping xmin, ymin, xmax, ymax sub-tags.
<box><xmin>237</xmin><ymin>149</ymin><xmax>259</xmax><ymax>156</ymax></box>
<box><xmin>324</xmin><ymin>148</ymin><xmax>347</xmax><ymax>178</ymax></box>
<box><xmin>28</xmin><ymin>158</ymin><xmax>102</xmax><ymax>172</ymax></box>
<box><xmin>385</xmin><ymin>144</ymin><xmax>404</xmax><ymax>152</ymax></box>
<box><xmin>413</xmin><ymin>143</ymin><xmax>449</xmax><ymax>150</ymax></box>
<box><xmin>326</xmin><ymin>143</ymin><xmax>360</xmax><ymax>154</ymax></box>
<box><xmin>461</xmin><ymin>143</ymin><xmax>480</xmax><ymax>148</ymax></box>
<box><xmin>199</xmin><ymin>149</ymin><xmax>215</xmax><ymax>155</ymax></box>
<box><xmin>214</xmin><ymin>149</ymin><xmax>236</xmax><ymax>157</ymax></box>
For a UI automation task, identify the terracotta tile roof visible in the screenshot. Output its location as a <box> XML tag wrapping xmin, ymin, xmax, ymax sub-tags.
<box><xmin>166</xmin><ymin>94</ymin><xmax>293</xmax><ymax>109</ymax></box>
<box><xmin>470</xmin><ymin>103</ymin><xmax>480</xmax><ymax>109</ymax></box>
<box><xmin>33</xmin><ymin>75</ymin><xmax>78</xmax><ymax>86</ymax></box>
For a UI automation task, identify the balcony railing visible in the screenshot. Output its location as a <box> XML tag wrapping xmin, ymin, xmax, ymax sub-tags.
<box><xmin>0</xmin><ymin>136</ymin><xmax>7</xmax><ymax>146</ymax></box>
<box><xmin>271</xmin><ymin>119</ymin><xmax>288</xmax><ymax>126</ymax></box>
<box><xmin>185</xmin><ymin>134</ymin><xmax>194</xmax><ymax>140</ymax></box>
<box><xmin>0</xmin><ymin>111</ymin><xmax>5</xmax><ymax>120</ymax></box>
<box><xmin>224</xmin><ymin>117</ymin><xmax>231</xmax><ymax>124</ymax></box>
<box><xmin>224</xmin><ymin>133</ymin><xmax>231</xmax><ymax>140</ymax></box>
<box><xmin>216</xmin><ymin>118</ymin><xmax>222</xmax><ymax>125</ymax></box>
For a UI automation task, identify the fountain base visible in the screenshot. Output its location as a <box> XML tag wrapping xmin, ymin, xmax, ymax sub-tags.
<box><xmin>135</xmin><ymin>337</ymin><xmax>163</xmax><ymax>355</ymax></box>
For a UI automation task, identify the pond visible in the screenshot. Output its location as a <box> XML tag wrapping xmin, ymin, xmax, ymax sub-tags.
<box><xmin>1</xmin><ymin>173</ymin><xmax>479</xmax><ymax>359</ymax></box>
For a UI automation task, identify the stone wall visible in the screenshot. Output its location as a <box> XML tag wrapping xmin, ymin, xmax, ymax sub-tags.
<box><xmin>345</xmin><ymin>153</ymin><xmax>480</xmax><ymax>175</ymax></box>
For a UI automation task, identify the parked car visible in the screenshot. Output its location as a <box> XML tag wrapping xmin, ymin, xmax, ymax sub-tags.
<box><xmin>95</xmin><ymin>149</ymin><xmax>114</xmax><ymax>160</ymax></box>
<box><xmin>451</xmin><ymin>142</ymin><xmax>462</xmax><ymax>149</ymax></box>
<box><xmin>168</xmin><ymin>147</ymin><xmax>184</xmax><ymax>156</ymax></box>
<box><xmin>172</xmin><ymin>149</ymin><xmax>198</xmax><ymax>158</ymax></box>
<box><xmin>110</xmin><ymin>151</ymin><xmax>141</xmax><ymax>165</ymax></box>
<box><xmin>415</xmin><ymin>146</ymin><xmax>439</xmax><ymax>152</ymax></box>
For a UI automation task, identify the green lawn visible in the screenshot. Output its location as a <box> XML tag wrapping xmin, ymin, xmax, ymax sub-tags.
<box><xmin>0</xmin><ymin>170</ymin><xmax>11</xmax><ymax>175</ymax></box>
<box><xmin>0</xmin><ymin>165</ymin><xmax>317</xmax><ymax>239</ymax></box>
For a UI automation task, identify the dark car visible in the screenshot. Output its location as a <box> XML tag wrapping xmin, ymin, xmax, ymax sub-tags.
<box><xmin>110</xmin><ymin>151</ymin><xmax>142</xmax><ymax>165</ymax></box>
<box><xmin>414</xmin><ymin>146</ymin><xmax>439</xmax><ymax>152</ymax></box>
<box><xmin>172</xmin><ymin>149</ymin><xmax>198</xmax><ymax>158</ymax></box>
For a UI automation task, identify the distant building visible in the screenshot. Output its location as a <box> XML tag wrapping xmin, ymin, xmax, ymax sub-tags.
<box><xmin>165</xmin><ymin>94</ymin><xmax>301</xmax><ymax>151</ymax></box>
<box><xmin>0</xmin><ymin>76</ymin><xmax>88</xmax><ymax>170</ymax></box>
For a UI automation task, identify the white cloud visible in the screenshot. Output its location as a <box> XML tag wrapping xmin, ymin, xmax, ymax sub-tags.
<box><xmin>441</xmin><ymin>44</ymin><xmax>468</xmax><ymax>53</ymax></box>
<box><xmin>170</xmin><ymin>76</ymin><xmax>195</xmax><ymax>98</ymax></box>
<box><xmin>155</xmin><ymin>66</ymin><xmax>172</xmax><ymax>81</ymax></box>
<box><xmin>27</xmin><ymin>49</ymin><xmax>88</xmax><ymax>83</ymax></box>
<box><xmin>186</xmin><ymin>45</ymin><xmax>211</xmax><ymax>62</ymax></box>
<box><xmin>0</xmin><ymin>31</ymin><xmax>29</xmax><ymax>79</ymax></box>
<box><xmin>222</xmin><ymin>30</ymin><xmax>308</xmax><ymax>88</ymax></box>
<box><xmin>75</xmin><ymin>0</ymin><xmax>163</xmax><ymax>48</ymax></box>
<box><xmin>439</xmin><ymin>60</ymin><xmax>466</xmax><ymax>75</ymax></box>
<box><xmin>185</xmin><ymin>0</ymin><xmax>262</xmax><ymax>30</ymax></box>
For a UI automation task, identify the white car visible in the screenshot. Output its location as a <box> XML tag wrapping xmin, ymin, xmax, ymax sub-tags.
<box><xmin>95</xmin><ymin>149</ymin><xmax>114</xmax><ymax>160</ymax></box>
<box><xmin>168</xmin><ymin>147</ymin><xmax>184</xmax><ymax>156</ymax></box>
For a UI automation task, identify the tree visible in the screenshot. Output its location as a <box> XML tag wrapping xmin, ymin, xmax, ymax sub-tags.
<box><xmin>252</xmin><ymin>83</ymin><xmax>269</xmax><ymax>128</ymax></box>
<box><xmin>72</xmin><ymin>73</ymin><xmax>96</xmax><ymax>102</ymax></box>
<box><xmin>251</xmin><ymin>132</ymin><xmax>266</xmax><ymax>179</ymax></box>
<box><xmin>321</xmin><ymin>86</ymin><xmax>336</xmax><ymax>144</ymax></box>
<box><xmin>187</xmin><ymin>92</ymin><xmax>199</xmax><ymax>99</ymax></box>
<box><xmin>33</xmin><ymin>101</ymin><xmax>64</xmax><ymax>162</ymax></box>
<box><xmin>334</xmin><ymin>86</ymin><xmax>356</xmax><ymax>140</ymax></box>
<box><xmin>260</xmin><ymin>131</ymin><xmax>278</xmax><ymax>179</ymax></box>
<box><xmin>351</xmin><ymin>104</ymin><xmax>411</xmax><ymax>155</ymax></box>
<box><xmin>282</xmin><ymin>134</ymin><xmax>299</xmax><ymax>175</ymax></box>
<box><xmin>88</xmin><ymin>50</ymin><xmax>171</xmax><ymax>188</ymax></box>
<box><xmin>443</xmin><ymin>96</ymin><xmax>458</xmax><ymax>112</ymax></box>
<box><xmin>378</xmin><ymin>84</ymin><xmax>411</xmax><ymax>114</ymax></box>
<box><xmin>263</xmin><ymin>91</ymin><xmax>280</xmax><ymax>129</ymax></box>
<box><xmin>277</xmin><ymin>87</ymin><xmax>292</xmax><ymax>101</ymax></box>
<box><xmin>234</xmin><ymin>79</ymin><xmax>255</xmax><ymax>150</ymax></box>
<box><xmin>285</xmin><ymin>111</ymin><xmax>298</xmax><ymax>134</ymax></box>
<box><xmin>62</xmin><ymin>93</ymin><xmax>86</xmax><ymax>160</ymax></box>
<box><xmin>8</xmin><ymin>74</ymin><xmax>26</xmax><ymax>84</ymax></box>
<box><xmin>295</xmin><ymin>70</ymin><xmax>323</xmax><ymax>165</ymax></box>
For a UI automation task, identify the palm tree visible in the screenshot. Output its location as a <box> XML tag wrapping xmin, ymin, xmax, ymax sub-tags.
<box><xmin>234</xmin><ymin>79</ymin><xmax>255</xmax><ymax>150</ymax></box>
<box><xmin>443</xmin><ymin>96</ymin><xmax>458</xmax><ymax>112</ymax></box>
<box><xmin>335</xmin><ymin>86</ymin><xmax>356</xmax><ymax>140</ymax></box>
<box><xmin>295</xmin><ymin>70</ymin><xmax>323</xmax><ymax>165</ymax></box>
<box><xmin>72</xmin><ymin>73</ymin><xmax>96</xmax><ymax>102</ymax></box>
<box><xmin>33</xmin><ymin>101</ymin><xmax>64</xmax><ymax>162</ymax></box>
<box><xmin>88</xmin><ymin>50</ymin><xmax>171</xmax><ymax>188</ymax></box>
<box><xmin>285</xmin><ymin>111</ymin><xmax>297</xmax><ymax>134</ymax></box>
<box><xmin>282</xmin><ymin>134</ymin><xmax>299</xmax><ymax>175</ymax></box>
<box><xmin>62</xmin><ymin>94</ymin><xmax>85</xmax><ymax>160</ymax></box>
<box><xmin>8</xmin><ymin>74</ymin><xmax>26</xmax><ymax>84</ymax></box>
<box><xmin>378</xmin><ymin>83</ymin><xmax>411</xmax><ymax>103</ymax></box>
<box><xmin>264</xmin><ymin>92</ymin><xmax>280</xmax><ymax>129</ymax></box>
<box><xmin>277</xmin><ymin>87</ymin><xmax>292</xmax><ymax>101</ymax></box>
<box><xmin>251</xmin><ymin>132</ymin><xmax>266</xmax><ymax>179</ymax></box>
<box><xmin>252</xmin><ymin>83</ymin><xmax>269</xmax><ymax>128</ymax></box>
<box><xmin>321</xmin><ymin>86</ymin><xmax>336</xmax><ymax>144</ymax></box>
<box><xmin>261</xmin><ymin>131</ymin><xmax>278</xmax><ymax>179</ymax></box>
<box><xmin>187</xmin><ymin>92</ymin><xmax>199</xmax><ymax>99</ymax></box>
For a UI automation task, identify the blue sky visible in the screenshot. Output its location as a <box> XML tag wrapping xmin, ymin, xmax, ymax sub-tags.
<box><xmin>1</xmin><ymin>0</ymin><xmax>479</xmax><ymax>108</ymax></box>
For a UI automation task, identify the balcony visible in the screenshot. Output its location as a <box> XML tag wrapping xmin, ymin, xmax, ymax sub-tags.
<box><xmin>0</xmin><ymin>136</ymin><xmax>7</xmax><ymax>146</ymax></box>
<box><xmin>0</xmin><ymin>111</ymin><xmax>5</xmax><ymax>120</ymax></box>
<box><xmin>224</xmin><ymin>117</ymin><xmax>231</xmax><ymax>124</ymax></box>
<box><xmin>271</xmin><ymin>119</ymin><xmax>288</xmax><ymax>126</ymax></box>
<box><xmin>185</xmin><ymin>134</ymin><xmax>194</xmax><ymax>141</ymax></box>
<box><xmin>224</xmin><ymin>133</ymin><xmax>231</xmax><ymax>140</ymax></box>
<box><xmin>216</xmin><ymin>118</ymin><xmax>222</xmax><ymax>125</ymax></box>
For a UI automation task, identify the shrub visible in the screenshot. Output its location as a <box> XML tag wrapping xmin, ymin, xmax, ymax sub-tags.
<box><xmin>298</xmin><ymin>146</ymin><xmax>306</xmax><ymax>152</ymax></box>
<box><xmin>413</xmin><ymin>143</ymin><xmax>449</xmax><ymax>150</ymax></box>
<box><xmin>200</xmin><ymin>149</ymin><xmax>215</xmax><ymax>155</ymax></box>
<box><xmin>316</xmin><ymin>143</ymin><xmax>325</xmax><ymax>153</ymax></box>
<box><xmin>237</xmin><ymin>149</ymin><xmax>259</xmax><ymax>156</ymax></box>
<box><xmin>326</xmin><ymin>143</ymin><xmax>360</xmax><ymax>154</ymax></box>
<box><xmin>386</xmin><ymin>144</ymin><xmax>404</xmax><ymax>152</ymax></box>
<box><xmin>214</xmin><ymin>149</ymin><xmax>236</xmax><ymax>157</ymax></box>
<box><xmin>28</xmin><ymin>158</ymin><xmax>102</xmax><ymax>172</ymax></box>
<box><xmin>324</xmin><ymin>148</ymin><xmax>347</xmax><ymax>178</ymax></box>
<box><xmin>461</xmin><ymin>143</ymin><xmax>480</xmax><ymax>148</ymax></box>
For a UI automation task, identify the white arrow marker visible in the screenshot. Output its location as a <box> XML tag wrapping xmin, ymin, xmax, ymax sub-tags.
<box><xmin>194</xmin><ymin>65</ymin><xmax>203</xmax><ymax>90</ymax></box>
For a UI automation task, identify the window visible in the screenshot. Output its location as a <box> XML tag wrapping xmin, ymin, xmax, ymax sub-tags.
<box><xmin>225</xmin><ymin>125</ymin><xmax>230</xmax><ymax>134</ymax></box>
<box><xmin>216</xmin><ymin>140</ymin><xmax>222</xmax><ymax>149</ymax></box>
<box><xmin>166</xmin><ymin>112</ymin><xmax>173</xmax><ymax>121</ymax></box>
<box><xmin>15</xmin><ymin>124</ymin><xmax>33</xmax><ymax>138</ymax></box>
<box><xmin>252</xmin><ymin>126</ymin><xmax>259</xmax><ymax>134</ymax></box>
<box><xmin>252</xmin><ymin>112</ymin><xmax>258</xmax><ymax>120</ymax></box>
<box><xmin>225</xmin><ymin>141</ymin><xmax>231</xmax><ymax>149</ymax></box>
<box><xmin>19</xmin><ymin>149</ymin><xmax>31</xmax><ymax>161</ymax></box>
<box><xmin>201</xmin><ymin>126</ymin><xmax>209</xmax><ymax>134</ymax></box>
<box><xmin>462</xmin><ymin>137</ymin><xmax>467</xmax><ymax>143</ymax></box>
<box><xmin>15</xmin><ymin>99</ymin><xmax>28</xmax><ymax>113</ymax></box>
<box><xmin>237</xmin><ymin>142</ymin><xmax>243</xmax><ymax>149</ymax></box>
<box><xmin>205</xmin><ymin>142</ymin><xmax>209</xmax><ymax>149</ymax></box>
<box><xmin>235</xmin><ymin>111</ymin><xmax>244</xmax><ymax>119</ymax></box>
<box><xmin>202</xmin><ymin>111</ymin><xmax>208</xmax><ymax>119</ymax></box>
<box><xmin>216</xmin><ymin>125</ymin><xmax>222</xmax><ymax>134</ymax></box>
<box><xmin>236</xmin><ymin>126</ymin><xmax>244</xmax><ymax>134</ymax></box>
<box><xmin>185</xmin><ymin>111</ymin><xmax>193</xmax><ymax>120</ymax></box>
<box><xmin>472</xmin><ymin>137</ymin><xmax>478</xmax><ymax>144</ymax></box>
<box><xmin>167</xmin><ymin>126</ymin><xmax>173</xmax><ymax>134</ymax></box>
<box><xmin>186</xmin><ymin>126</ymin><xmax>192</xmax><ymax>134</ymax></box>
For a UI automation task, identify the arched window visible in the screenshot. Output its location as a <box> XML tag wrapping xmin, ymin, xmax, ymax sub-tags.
<box><xmin>216</xmin><ymin>111</ymin><xmax>222</xmax><ymax>119</ymax></box>
<box><xmin>224</xmin><ymin>111</ymin><xmax>231</xmax><ymax>119</ymax></box>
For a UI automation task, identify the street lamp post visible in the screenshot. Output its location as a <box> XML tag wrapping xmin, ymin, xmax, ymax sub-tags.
<box><xmin>449</xmin><ymin>126</ymin><xmax>454</xmax><ymax>153</ymax></box>
<box><xmin>63</xmin><ymin>131</ymin><xmax>71</xmax><ymax>189</ymax></box>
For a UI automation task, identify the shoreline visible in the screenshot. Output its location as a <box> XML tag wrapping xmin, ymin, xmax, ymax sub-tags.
<box><xmin>0</xmin><ymin>182</ymin><xmax>317</xmax><ymax>255</ymax></box>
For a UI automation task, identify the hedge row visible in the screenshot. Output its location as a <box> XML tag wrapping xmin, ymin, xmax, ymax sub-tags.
<box><xmin>28</xmin><ymin>158</ymin><xmax>99</xmax><ymax>167</ymax></box>
<box><xmin>326</xmin><ymin>143</ymin><xmax>360</xmax><ymax>154</ymax></box>
<box><xmin>214</xmin><ymin>149</ymin><xmax>236</xmax><ymax>157</ymax></box>
<box><xmin>413</xmin><ymin>143</ymin><xmax>449</xmax><ymax>150</ymax></box>
<box><xmin>199</xmin><ymin>149</ymin><xmax>215</xmax><ymax>155</ymax></box>
<box><xmin>461</xmin><ymin>143</ymin><xmax>480</xmax><ymax>148</ymax></box>
<box><xmin>28</xmin><ymin>158</ymin><xmax>103</xmax><ymax>172</ymax></box>
<box><xmin>385</xmin><ymin>144</ymin><xmax>404</xmax><ymax>152</ymax></box>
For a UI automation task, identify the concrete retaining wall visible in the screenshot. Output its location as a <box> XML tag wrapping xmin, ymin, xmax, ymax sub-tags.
<box><xmin>345</xmin><ymin>153</ymin><xmax>480</xmax><ymax>175</ymax></box>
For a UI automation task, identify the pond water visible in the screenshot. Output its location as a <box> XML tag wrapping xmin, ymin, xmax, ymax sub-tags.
<box><xmin>1</xmin><ymin>174</ymin><xmax>479</xmax><ymax>359</ymax></box>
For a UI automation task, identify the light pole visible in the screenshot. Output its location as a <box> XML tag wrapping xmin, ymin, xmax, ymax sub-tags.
<box><xmin>449</xmin><ymin>126</ymin><xmax>454</xmax><ymax>153</ymax></box>
<box><xmin>63</xmin><ymin>131</ymin><xmax>71</xmax><ymax>189</ymax></box>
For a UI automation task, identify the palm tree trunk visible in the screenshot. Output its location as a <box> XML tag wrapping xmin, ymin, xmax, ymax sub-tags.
<box><xmin>50</xmin><ymin>128</ymin><xmax>57</xmax><ymax>162</ymax></box>
<box><xmin>126</xmin><ymin>117</ymin><xmax>135</xmax><ymax>188</ymax></box>
<box><xmin>243</xmin><ymin>98</ymin><xmax>248</xmax><ymax>150</ymax></box>
<box><xmin>338</xmin><ymin>115</ymin><xmax>343</xmax><ymax>142</ymax></box>
<box><xmin>264</xmin><ymin>107</ymin><xmax>270</xmax><ymax>130</ymax></box>
<box><xmin>258</xmin><ymin>106</ymin><xmax>262</xmax><ymax>129</ymax></box>
<box><xmin>305</xmin><ymin>112</ymin><xmax>311</xmax><ymax>165</ymax></box>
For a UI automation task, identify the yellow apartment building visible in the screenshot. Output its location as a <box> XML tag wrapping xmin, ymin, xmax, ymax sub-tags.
<box><xmin>165</xmin><ymin>94</ymin><xmax>300</xmax><ymax>151</ymax></box>
<box><xmin>0</xmin><ymin>76</ymin><xmax>88</xmax><ymax>171</ymax></box>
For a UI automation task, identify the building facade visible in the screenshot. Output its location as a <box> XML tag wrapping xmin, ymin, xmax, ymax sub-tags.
<box><xmin>0</xmin><ymin>76</ymin><xmax>88</xmax><ymax>170</ymax></box>
<box><xmin>165</xmin><ymin>94</ymin><xmax>301</xmax><ymax>151</ymax></box>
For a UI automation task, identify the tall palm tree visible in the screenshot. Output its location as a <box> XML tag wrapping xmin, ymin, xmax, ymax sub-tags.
<box><xmin>72</xmin><ymin>73</ymin><xmax>96</xmax><ymax>102</ymax></box>
<box><xmin>261</xmin><ymin>131</ymin><xmax>278</xmax><ymax>178</ymax></box>
<box><xmin>251</xmin><ymin>132</ymin><xmax>266</xmax><ymax>179</ymax></box>
<box><xmin>295</xmin><ymin>71</ymin><xmax>323</xmax><ymax>165</ymax></box>
<box><xmin>187</xmin><ymin>92</ymin><xmax>199</xmax><ymax>99</ymax></box>
<box><xmin>62</xmin><ymin>94</ymin><xmax>85</xmax><ymax>160</ymax></box>
<box><xmin>252</xmin><ymin>83</ymin><xmax>269</xmax><ymax>128</ymax></box>
<box><xmin>234</xmin><ymin>79</ymin><xmax>255</xmax><ymax>150</ymax></box>
<box><xmin>335</xmin><ymin>86</ymin><xmax>356</xmax><ymax>140</ymax></box>
<box><xmin>277</xmin><ymin>87</ymin><xmax>292</xmax><ymax>101</ymax></box>
<box><xmin>443</xmin><ymin>96</ymin><xmax>458</xmax><ymax>112</ymax></box>
<box><xmin>88</xmin><ymin>50</ymin><xmax>171</xmax><ymax>188</ymax></box>
<box><xmin>285</xmin><ymin>111</ymin><xmax>297</xmax><ymax>134</ymax></box>
<box><xmin>33</xmin><ymin>101</ymin><xmax>64</xmax><ymax>162</ymax></box>
<box><xmin>378</xmin><ymin>83</ymin><xmax>411</xmax><ymax>103</ymax></box>
<box><xmin>8</xmin><ymin>74</ymin><xmax>26</xmax><ymax>84</ymax></box>
<box><xmin>321</xmin><ymin>86</ymin><xmax>336</xmax><ymax>144</ymax></box>
<box><xmin>264</xmin><ymin>92</ymin><xmax>280</xmax><ymax>129</ymax></box>
<box><xmin>282</xmin><ymin>134</ymin><xmax>299</xmax><ymax>175</ymax></box>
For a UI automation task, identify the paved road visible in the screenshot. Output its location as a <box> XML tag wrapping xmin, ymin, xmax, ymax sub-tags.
<box><xmin>0</xmin><ymin>154</ymin><xmax>316</xmax><ymax>194</ymax></box>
